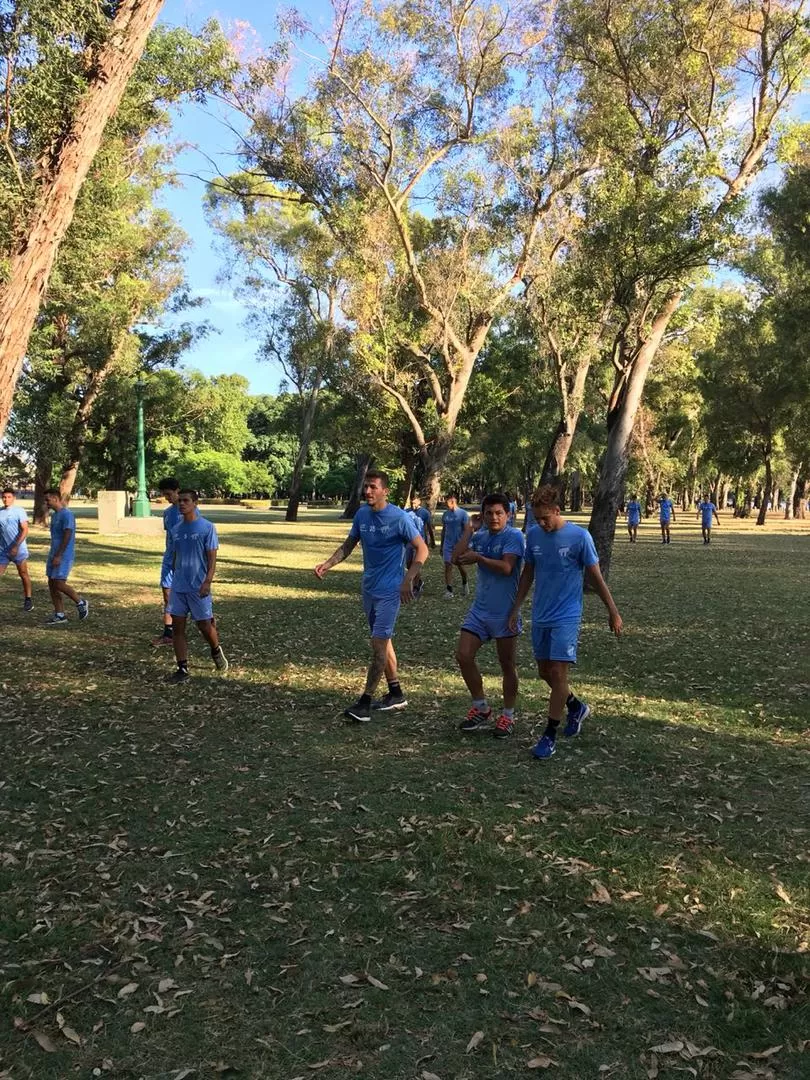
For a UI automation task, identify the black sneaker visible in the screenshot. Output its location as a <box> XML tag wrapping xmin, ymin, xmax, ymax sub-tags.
<box><xmin>344</xmin><ymin>699</ymin><xmax>371</xmax><ymax>722</ymax></box>
<box><xmin>23</xmin><ymin>597</ymin><xmax>33</xmax><ymax>612</ymax></box>
<box><xmin>459</xmin><ymin>706</ymin><xmax>493</xmax><ymax>732</ymax></box>
<box><xmin>166</xmin><ymin>668</ymin><xmax>190</xmax><ymax>685</ymax></box>
<box><xmin>371</xmin><ymin>690</ymin><xmax>407</xmax><ymax>711</ymax></box>
<box><xmin>76</xmin><ymin>598</ymin><xmax>89</xmax><ymax>620</ymax></box>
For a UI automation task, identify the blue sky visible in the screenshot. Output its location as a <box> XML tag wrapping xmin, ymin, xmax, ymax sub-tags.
<box><xmin>156</xmin><ymin>0</ymin><xmax>334</xmax><ymax>394</ymax></box>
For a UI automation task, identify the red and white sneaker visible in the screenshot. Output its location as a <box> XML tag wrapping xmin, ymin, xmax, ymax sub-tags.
<box><xmin>492</xmin><ymin>714</ymin><xmax>515</xmax><ymax>739</ymax></box>
<box><xmin>459</xmin><ymin>705</ymin><xmax>492</xmax><ymax>733</ymax></box>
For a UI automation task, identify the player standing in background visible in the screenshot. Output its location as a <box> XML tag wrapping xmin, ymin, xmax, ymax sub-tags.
<box><xmin>658</xmin><ymin>492</ymin><xmax>676</xmax><ymax>544</ymax></box>
<box><xmin>510</xmin><ymin>485</ymin><xmax>622</xmax><ymax>761</ymax></box>
<box><xmin>696</xmin><ymin>494</ymin><xmax>720</xmax><ymax>544</ymax></box>
<box><xmin>441</xmin><ymin>493</ymin><xmax>472</xmax><ymax>600</ymax></box>
<box><xmin>404</xmin><ymin>500</ymin><xmax>427</xmax><ymax>598</ymax></box>
<box><xmin>152</xmin><ymin>477</ymin><xmax>183</xmax><ymax>647</ymax></box>
<box><xmin>165</xmin><ymin>489</ymin><xmax>228</xmax><ymax>683</ymax></box>
<box><xmin>455</xmin><ymin>493</ymin><xmax>525</xmax><ymax>739</ymax></box>
<box><xmin>0</xmin><ymin>488</ymin><xmax>33</xmax><ymax>611</ymax></box>
<box><xmin>315</xmin><ymin>471</ymin><xmax>429</xmax><ymax>722</ymax></box>
<box><xmin>626</xmin><ymin>494</ymin><xmax>642</xmax><ymax>543</ymax></box>
<box><xmin>410</xmin><ymin>494</ymin><xmax>435</xmax><ymax>549</ymax></box>
<box><xmin>44</xmin><ymin>489</ymin><xmax>89</xmax><ymax>626</ymax></box>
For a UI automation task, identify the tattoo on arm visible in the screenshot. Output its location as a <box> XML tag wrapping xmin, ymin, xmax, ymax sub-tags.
<box><xmin>327</xmin><ymin>535</ymin><xmax>358</xmax><ymax>568</ymax></box>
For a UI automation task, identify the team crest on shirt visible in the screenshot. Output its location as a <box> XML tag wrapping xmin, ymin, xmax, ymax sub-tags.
<box><xmin>559</xmin><ymin>546</ymin><xmax>571</xmax><ymax>560</ymax></box>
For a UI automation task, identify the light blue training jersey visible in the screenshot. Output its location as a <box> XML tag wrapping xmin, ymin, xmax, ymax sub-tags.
<box><xmin>441</xmin><ymin>507</ymin><xmax>470</xmax><ymax>550</ymax></box>
<box><xmin>406</xmin><ymin>508</ymin><xmax>426</xmax><ymax>539</ymax></box>
<box><xmin>626</xmin><ymin>500</ymin><xmax>642</xmax><ymax>525</ymax></box>
<box><xmin>698</xmin><ymin>500</ymin><xmax>717</xmax><ymax>526</ymax></box>
<box><xmin>414</xmin><ymin>505</ymin><xmax>432</xmax><ymax>534</ymax></box>
<box><xmin>169</xmin><ymin>515</ymin><xmax>219</xmax><ymax>592</ymax></box>
<box><xmin>162</xmin><ymin>502</ymin><xmax>182</xmax><ymax>553</ymax></box>
<box><xmin>525</xmin><ymin>521</ymin><xmax>599</xmax><ymax>627</ymax></box>
<box><xmin>349</xmin><ymin>503</ymin><xmax>419</xmax><ymax>596</ymax></box>
<box><xmin>469</xmin><ymin>525</ymin><xmax>525</xmax><ymax>620</ymax></box>
<box><xmin>49</xmin><ymin>507</ymin><xmax>76</xmax><ymax>563</ymax></box>
<box><xmin>0</xmin><ymin>504</ymin><xmax>28</xmax><ymax>557</ymax></box>
<box><xmin>658</xmin><ymin>497</ymin><xmax>674</xmax><ymax>523</ymax></box>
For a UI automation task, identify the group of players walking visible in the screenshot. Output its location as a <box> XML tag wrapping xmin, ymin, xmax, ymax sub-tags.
<box><xmin>1</xmin><ymin>474</ymin><xmax>722</xmax><ymax>757</ymax></box>
<box><xmin>315</xmin><ymin>473</ymin><xmax>622</xmax><ymax>761</ymax></box>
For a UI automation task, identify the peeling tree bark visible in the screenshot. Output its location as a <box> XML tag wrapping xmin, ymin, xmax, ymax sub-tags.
<box><xmin>0</xmin><ymin>0</ymin><xmax>165</xmax><ymax>439</ymax></box>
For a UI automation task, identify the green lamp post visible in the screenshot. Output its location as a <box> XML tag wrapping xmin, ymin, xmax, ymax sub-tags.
<box><xmin>132</xmin><ymin>377</ymin><xmax>151</xmax><ymax>518</ymax></box>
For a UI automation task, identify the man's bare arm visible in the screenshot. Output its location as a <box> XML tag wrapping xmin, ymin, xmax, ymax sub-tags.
<box><xmin>200</xmin><ymin>548</ymin><xmax>217</xmax><ymax>597</ymax></box>
<box><xmin>315</xmin><ymin>535</ymin><xmax>359</xmax><ymax>578</ymax></box>
<box><xmin>585</xmin><ymin>563</ymin><xmax>622</xmax><ymax>636</ymax></box>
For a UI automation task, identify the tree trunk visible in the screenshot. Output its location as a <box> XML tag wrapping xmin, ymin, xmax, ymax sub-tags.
<box><xmin>756</xmin><ymin>455</ymin><xmax>772</xmax><ymax>526</ymax></box>
<box><xmin>540</xmin><ymin>412</ymin><xmax>579</xmax><ymax>484</ymax></box>
<box><xmin>420</xmin><ymin>435</ymin><xmax>453</xmax><ymax>511</ymax></box>
<box><xmin>58</xmin><ymin>364</ymin><xmax>113</xmax><ymax>500</ymax></box>
<box><xmin>33</xmin><ymin>457</ymin><xmax>52</xmax><ymax>525</ymax></box>
<box><xmin>0</xmin><ymin>0</ymin><xmax>165</xmax><ymax>441</ymax></box>
<box><xmin>569</xmin><ymin>470</ymin><xmax>582</xmax><ymax>512</ymax></box>
<box><xmin>784</xmin><ymin>463</ymin><xmax>801</xmax><ymax>519</ymax></box>
<box><xmin>342</xmin><ymin>454</ymin><xmax>371</xmax><ymax>519</ymax></box>
<box><xmin>286</xmin><ymin>385</ymin><xmax>321</xmax><ymax>522</ymax></box>
<box><xmin>588</xmin><ymin>293</ymin><xmax>682</xmax><ymax>578</ymax></box>
<box><xmin>794</xmin><ymin>475</ymin><xmax>807</xmax><ymax>519</ymax></box>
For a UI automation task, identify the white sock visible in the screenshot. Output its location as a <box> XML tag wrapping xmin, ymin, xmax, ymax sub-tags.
<box><xmin>473</xmin><ymin>698</ymin><xmax>488</xmax><ymax>711</ymax></box>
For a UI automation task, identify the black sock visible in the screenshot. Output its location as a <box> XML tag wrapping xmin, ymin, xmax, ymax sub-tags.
<box><xmin>544</xmin><ymin>717</ymin><xmax>561</xmax><ymax>740</ymax></box>
<box><xmin>211</xmin><ymin>645</ymin><xmax>221</xmax><ymax>657</ymax></box>
<box><xmin>359</xmin><ymin>693</ymin><xmax>372</xmax><ymax>707</ymax></box>
<box><xmin>566</xmin><ymin>692</ymin><xmax>581</xmax><ymax>711</ymax></box>
<box><xmin>446</xmin><ymin>585</ymin><xmax>453</xmax><ymax>593</ymax></box>
<box><xmin>163</xmin><ymin>626</ymin><xmax>173</xmax><ymax>638</ymax></box>
<box><xmin>388</xmin><ymin>680</ymin><xmax>401</xmax><ymax>696</ymax></box>
<box><xmin>178</xmin><ymin>660</ymin><xmax>189</xmax><ymax>672</ymax></box>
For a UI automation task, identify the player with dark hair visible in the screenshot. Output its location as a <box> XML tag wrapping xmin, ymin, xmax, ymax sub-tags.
<box><xmin>510</xmin><ymin>484</ymin><xmax>622</xmax><ymax>760</ymax></box>
<box><xmin>165</xmin><ymin>489</ymin><xmax>228</xmax><ymax>683</ymax></box>
<box><xmin>315</xmin><ymin>470</ymin><xmax>429</xmax><ymax>722</ymax></box>
<box><xmin>43</xmin><ymin>489</ymin><xmax>89</xmax><ymax>626</ymax></box>
<box><xmin>658</xmin><ymin>492</ymin><xmax>675</xmax><ymax>544</ymax></box>
<box><xmin>455</xmin><ymin>492</ymin><xmax>525</xmax><ymax>738</ymax></box>
<box><xmin>152</xmin><ymin>476</ymin><xmax>183</xmax><ymax>647</ymax></box>
<box><xmin>0</xmin><ymin>488</ymin><xmax>33</xmax><ymax>611</ymax></box>
<box><xmin>696</xmin><ymin>493</ymin><xmax>720</xmax><ymax>544</ymax></box>
<box><xmin>441</xmin><ymin>492</ymin><xmax>472</xmax><ymax>599</ymax></box>
<box><xmin>409</xmin><ymin>493</ymin><xmax>435</xmax><ymax>548</ymax></box>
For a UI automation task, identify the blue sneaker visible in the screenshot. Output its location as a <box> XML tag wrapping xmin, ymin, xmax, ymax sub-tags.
<box><xmin>564</xmin><ymin>701</ymin><xmax>590</xmax><ymax>738</ymax></box>
<box><xmin>532</xmin><ymin>734</ymin><xmax>557</xmax><ymax>760</ymax></box>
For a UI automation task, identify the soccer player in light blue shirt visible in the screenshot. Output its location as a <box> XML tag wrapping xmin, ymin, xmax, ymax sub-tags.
<box><xmin>658</xmin><ymin>492</ymin><xmax>676</xmax><ymax>544</ymax></box>
<box><xmin>404</xmin><ymin>503</ymin><xmax>427</xmax><ymax>597</ymax></box>
<box><xmin>409</xmin><ymin>494</ymin><xmax>435</xmax><ymax>548</ymax></box>
<box><xmin>0</xmin><ymin>487</ymin><xmax>33</xmax><ymax>611</ymax></box>
<box><xmin>510</xmin><ymin>484</ymin><xmax>622</xmax><ymax>760</ymax></box>
<box><xmin>315</xmin><ymin>470</ymin><xmax>429</xmax><ymax>723</ymax></box>
<box><xmin>152</xmin><ymin>476</ymin><xmax>183</xmax><ymax>647</ymax></box>
<box><xmin>165</xmin><ymin>489</ymin><xmax>227</xmax><ymax>682</ymax></box>
<box><xmin>626</xmin><ymin>494</ymin><xmax>642</xmax><ymax>543</ymax></box>
<box><xmin>44</xmin><ymin>488</ymin><xmax>88</xmax><ymax>626</ymax></box>
<box><xmin>696</xmin><ymin>493</ymin><xmax>720</xmax><ymax>544</ymax></box>
<box><xmin>454</xmin><ymin>493</ymin><xmax>526</xmax><ymax>739</ymax></box>
<box><xmin>441</xmin><ymin>493</ymin><xmax>472</xmax><ymax>599</ymax></box>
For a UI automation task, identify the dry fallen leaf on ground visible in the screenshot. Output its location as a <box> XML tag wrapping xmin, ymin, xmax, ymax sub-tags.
<box><xmin>466</xmin><ymin>1030</ymin><xmax>485</xmax><ymax>1053</ymax></box>
<box><xmin>527</xmin><ymin>1055</ymin><xmax>558</xmax><ymax>1069</ymax></box>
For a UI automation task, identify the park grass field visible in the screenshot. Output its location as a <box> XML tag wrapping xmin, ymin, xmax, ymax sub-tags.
<box><xmin>1</xmin><ymin>506</ymin><xmax>808</xmax><ymax>1080</ymax></box>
